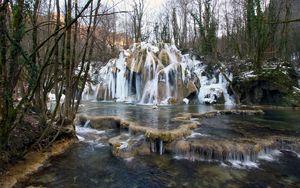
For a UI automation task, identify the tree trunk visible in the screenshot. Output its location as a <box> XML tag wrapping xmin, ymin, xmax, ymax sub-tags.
<box><xmin>64</xmin><ymin>0</ymin><xmax>73</xmax><ymax>122</ymax></box>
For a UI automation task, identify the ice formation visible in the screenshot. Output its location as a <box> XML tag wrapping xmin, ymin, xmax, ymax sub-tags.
<box><xmin>82</xmin><ymin>43</ymin><xmax>235</xmax><ymax>105</ymax></box>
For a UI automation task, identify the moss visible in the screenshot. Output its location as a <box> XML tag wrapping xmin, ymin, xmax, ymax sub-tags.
<box><xmin>280</xmin><ymin>89</ymin><xmax>300</xmax><ymax>107</ymax></box>
<box><xmin>1</xmin><ymin>139</ymin><xmax>75</xmax><ymax>188</ymax></box>
<box><xmin>133</xmin><ymin>48</ymin><xmax>147</xmax><ymax>73</ymax></box>
<box><xmin>233</xmin><ymin>66</ymin><xmax>298</xmax><ymax>106</ymax></box>
<box><xmin>159</xmin><ymin>50</ymin><xmax>170</xmax><ymax>66</ymax></box>
<box><xmin>130</xmin><ymin>123</ymin><xmax>197</xmax><ymax>142</ymax></box>
<box><xmin>77</xmin><ymin>115</ymin><xmax>121</xmax><ymax>129</ymax></box>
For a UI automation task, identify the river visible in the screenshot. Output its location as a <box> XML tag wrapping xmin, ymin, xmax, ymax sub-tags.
<box><xmin>20</xmin><ymin>102</ymin><xmax>300</xmax><ymax>188</ymax></box>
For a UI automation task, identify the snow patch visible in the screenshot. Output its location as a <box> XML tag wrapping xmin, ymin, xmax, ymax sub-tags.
<box><xmin>183</xmin><ymin>98</ymin><xmax>189</xmax><ymax>104</ymax></box>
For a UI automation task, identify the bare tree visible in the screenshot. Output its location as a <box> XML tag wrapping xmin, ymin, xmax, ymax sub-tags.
<box><xmin>131</xmin><ymin>0</ymin><xmax>145</xmax><ymax>42</ymax></box>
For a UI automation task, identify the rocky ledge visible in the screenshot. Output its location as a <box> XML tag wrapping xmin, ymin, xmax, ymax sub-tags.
<box><xmin>77</xmin><ymin>109</ymin><xmax>265</xmax><ymax>158</ymax></box>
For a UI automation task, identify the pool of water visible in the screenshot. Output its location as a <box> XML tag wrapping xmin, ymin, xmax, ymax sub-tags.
<box><xmin>19</xmin><ymin>102</ymin><xmax>300</xmax><ymax>188</ymax></box>
<box><xmin>79</xmin><ymin>102</ymin><xmax>216</xmax><ymax>130</ymax></box>
<box><xmin>196</xmin><ymin>110</ymin><xmax>300</xmax><ymax>139</ymax></box>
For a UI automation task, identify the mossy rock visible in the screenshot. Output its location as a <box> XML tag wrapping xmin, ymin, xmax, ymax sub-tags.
<box><xmin>233</xmin><ymin>69</ymin><xmax>297</xmax><ymax>105</ymax></box>
<box><xmin>159</xmin><ymin>50</ymin><xmax>170</xmax><ymax>66</ymax></box>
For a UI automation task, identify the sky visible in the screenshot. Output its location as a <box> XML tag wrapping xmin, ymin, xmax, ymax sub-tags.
<box><xmin>112</xmin><ymin>0</ymin><xmax>165</xmax><ymax>11</ymax></box>
<box><xmin>57</xmin><ymin>0</ymin><xmax>165</xmax><ymax>12</ymax></box>
<box><xmin>55</xmin><ymin>0</ymin><xmax>234</xmax><ymax>37</ymax></box>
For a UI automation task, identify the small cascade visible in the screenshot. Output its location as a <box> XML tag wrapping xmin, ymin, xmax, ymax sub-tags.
<box><xmin>149</xmin><ymin>139</ymin><xmax>164</xmax><ymax>155</ymax></box>
<box><xmin>169</xmin><ymin>139</ymin><xmax>282</xmax><ymax>167</ymax></box>
<box><xmin>83</xmin><ymin>42</ymin><xmax>236</xmax><ymax>105</ymax></box>
<box><xmin>83</xmin><ymin>120</ymin><xmax>91</xmax><ymax>128</ymax></box>
<box><xmin>151</xmin><ymin>141</ymin><xmax>156</xmax><ymax>153</ymax></box>
<box><xmin>159</xmin><ymin>140</ymin><xmax>164</xmax><ymax>155</ymax></box>
<box><xmin>197</xmin><ymin>66</ymin><xmax>234</xmax><ymax>105</ymax></box>
<box><xmin>82</xmin><ymin>83</ymin><xmax>98</xmax><ymax>101</ymax></box>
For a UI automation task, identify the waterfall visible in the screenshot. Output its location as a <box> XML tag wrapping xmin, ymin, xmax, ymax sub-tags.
<box><xmin>83</xmin><ymin>120</ymin><xmax>91</xmax><ymax>128</ymax></box>
<box><xmin>159</xmin><ymin>140</ymin><xmax>164</xmax><ymax>155</ymax></box>
<box><xmin>149</xmin><ymin>140</ymin><xmax>164</xmax><ymax>155</ymax></box>
<box><xmin>82</xmin><ymin>43</ymin><xmax>236</xmax><ymax>105</ymax></box>
<box><xmin>151</xmin><ymin>141</ymin><xmax>156</xmax><ymax>153</ymax></box>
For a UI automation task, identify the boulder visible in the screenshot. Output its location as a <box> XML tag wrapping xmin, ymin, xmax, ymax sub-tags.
<box><xmin>186</xmin><ymin>81</ymin><xmax>198</xmax><ymax>96</ymax></box>
<box><xmin>176</xmin><ymin>79</ymin><xmax>184</xmax><ymax>101</ymax></box>
<box><xmin>280</xmin><ymin>150</ymin><xmax>298</xmax><ymax>158</ymax></box>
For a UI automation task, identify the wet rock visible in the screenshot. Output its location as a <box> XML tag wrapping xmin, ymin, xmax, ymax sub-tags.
<box><xmin>157</xmin><ymin>81</ymin><xmax>167</xmax><ymax>102</ymax></box>
<box><xmin>215</xmin><ymin>94</ymin><xmax>225</xmax><ymax>104</ymax></box>
<box><xmin>167</xmin><ymin>97</ymin><xmax>177</xmax><ymax>105</ymax></box>
<box><xmin>77</xmin><ymin>115</ymin><xmax>121</xmax><ymax>130</ymax></box>
<box><xmin>156</xmin><ymin>62</ymin><xmax>165</xmax><ymax>72</ymax></box>
<box><xmin>96</xmin><ymin>83</ymin><xmax>109</xmax><ymax>100</ymax></box>
<box><xmin>111</xmin><ymin>66</ymin><xmax>118</xmax><ymax>74</ymax></box>
<box><xmin>176</xmin><ymin>79</ymin><xmax>185</xmax><ymax>102</ymax></box>
<box><xmin>109</xmin><ymin>134</ymin><xmax>150</xmax><ymax>158</ymax></box>
<box><xmin>186</xmin><ymin>81</ymin><xmax>198</xmax><ymax>95</ymax></box>
<box><xmin>168</xmin><ymin>138</ymin><xmax>270</xmax><ymax>162</ymax></box>
<box><xmin>280</xmin><ymin>150</ymin><xmax>298</xmax><ymax>158</ymax></box>
<box><xmin>233</xmin><ymin>61</ymin><xmax>300</xmax><ymax>106</ymax></box>
<box><xmin>159</xmin><ymin>49</ymin><xmax>170</xmax><ymax>66</ymax></box>
<box><xmin>130</xmin><ymin>123</ymin><xmax>197</xmax><ymax>142</ymax></box>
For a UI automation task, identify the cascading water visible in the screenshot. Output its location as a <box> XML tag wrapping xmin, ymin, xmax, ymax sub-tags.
<box><xmin>83</xmin><ymin>43</ymin><xmax>235</xmax><ymax>105</ymax></box>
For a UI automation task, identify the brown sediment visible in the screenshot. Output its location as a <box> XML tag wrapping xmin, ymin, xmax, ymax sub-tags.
<box><xmin>78</xmin><ymin>109</ymin><xmax>264</xmax><ymax>143</ymax></box>
<box><xmin>0</xmin><ymin>139</ymin><xmax>75</xmax><ymax>188</ymax></box>
<box><xmin>78</xmin><ymin>114</ymin><xmax>121</xmax><ymax>129</ymax></box>
<box><xmin>130</xmin><ymin>123</ymin><xmax>198</xmax><ymax>142</ymax></box>
<box><xmin>167</xmin><ymin>135</ymin><xmax>300</xmax><ymax>162</ymax></box>
<box><xmin>77</xmin><ymin>109</ymin><xmax>266</xmax><ymax>158</ymax></box>
<box><xmin>77</xmin><ymin>114</ymin><xmax>132</xmax><ymax>130</ymax></box>
<box><xmin>167</xmin><ymin>137</ymin><xmax>276</xmax><ymax>161</ymax></box>
<box><xmin>108</xmin><ymin>134</ymin><xmax>150</xmax><ymax>158</ymax></box>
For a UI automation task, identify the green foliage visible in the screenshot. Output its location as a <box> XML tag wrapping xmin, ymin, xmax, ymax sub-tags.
<box><xmin>246</xmin><ymin>0</ymin><xmax>280</xmax><ymax>69</ymax></box>
<box><xmin>281</xmin><ymin>89</ymin><xmax>300</xmax><ymax>107</ymax></box>
<box><xmin>191</xmin><ymin>0</ymin><xmax>217</xmax><ymax>56</ymax></box>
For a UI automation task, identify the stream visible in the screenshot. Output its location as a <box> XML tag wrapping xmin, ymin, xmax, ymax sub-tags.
<box><xmin>20</xmin><ymin>102</ymin><xmax>300</xmax><ymax>188</ymax></box>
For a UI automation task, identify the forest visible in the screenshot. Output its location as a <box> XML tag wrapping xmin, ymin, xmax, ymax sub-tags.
<box><xmin>0</xmin><ymin>0</ymin><xmax>300</xmax><ymax>187</ymax></box>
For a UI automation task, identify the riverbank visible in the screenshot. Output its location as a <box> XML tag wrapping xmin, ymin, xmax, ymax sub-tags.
<box><xmin>0</xmin><ymin>138</ymin><xmax>75</xmax><ymax>188</ymax></box>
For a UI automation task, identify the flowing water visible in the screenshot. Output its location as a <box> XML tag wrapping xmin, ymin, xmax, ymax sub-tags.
<box><xmin>20</xmin><ymin>102</ymin><xmax>300</xmax><ymax>188</ymax></box>
<box><xmin>82</xmin><ymin>43</ymin><xmax>235</xmax><ymax>106</ymax></box>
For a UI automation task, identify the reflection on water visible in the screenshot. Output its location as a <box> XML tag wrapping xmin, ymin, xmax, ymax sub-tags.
<box><xmin>20</xmin><ymin>102</ymin><xmax>300</xmax><ymax>188</ymax></box>
<box><xmin>78</xmin><ymin>102</ymin><xmax>216</xmax><ymax>129</ymax></box>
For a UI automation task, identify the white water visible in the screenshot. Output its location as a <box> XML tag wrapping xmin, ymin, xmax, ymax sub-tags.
<box><xmin>75</xmin><ymin>125</ymin><xmax>107</xmax><ymax>148</ymax></box>
<box><xmin>186</xmin><ymin>131</ymin><xmax>208</xmax><ymax>138</ymax></box>
<box><xmin>258</xmin><ymin>149</ymin><xmax>281</xmax><ymax>161</ymax></box>
<box><xmin>173</xmin><ymin>147</ymin><xmax>288</xmax><ymax>169</ymax></box>
<box><xmin>159</xmin><ymin>140</ymin><xmax>164</xmax><ymax>155</ymax></box>
<box><xmin>83</xmin><ymin>43</ymin><xmax>235</xmax><ymax>105</ymax></box>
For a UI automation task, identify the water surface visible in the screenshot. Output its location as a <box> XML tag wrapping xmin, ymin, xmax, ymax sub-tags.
<box><xmin>20</xmin><ymin>102</ymin><xmax>300</xmax><ymax>188</ymax></box>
